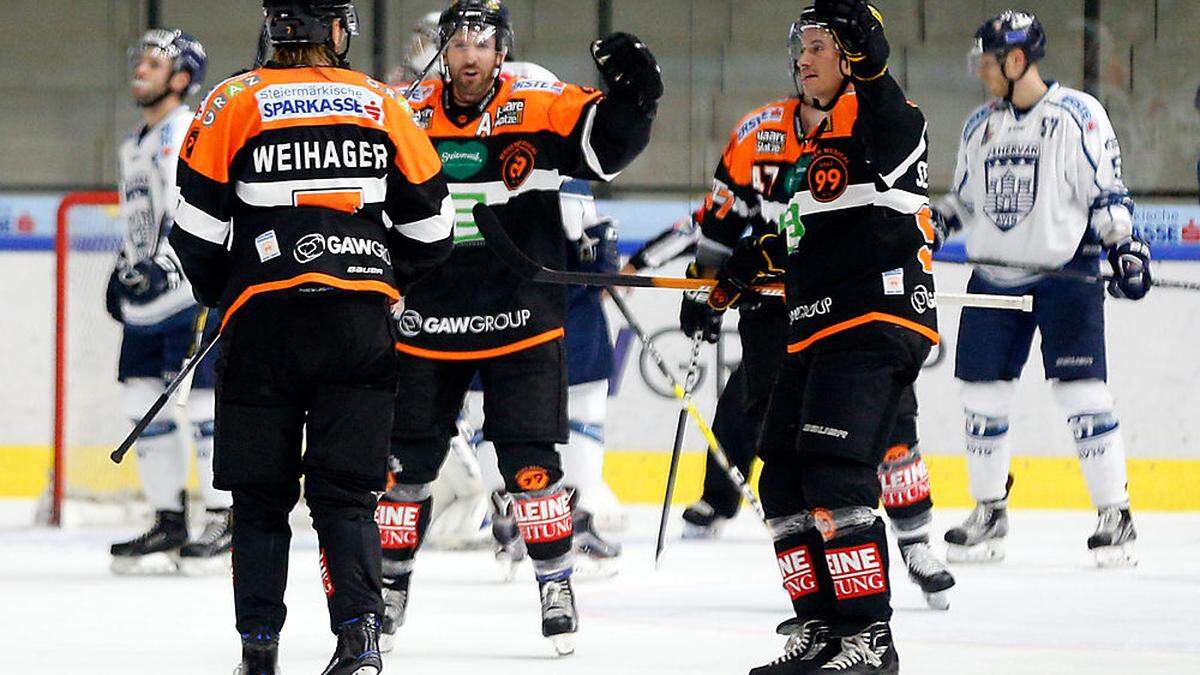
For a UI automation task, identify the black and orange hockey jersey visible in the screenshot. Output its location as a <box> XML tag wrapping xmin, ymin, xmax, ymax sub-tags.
<box><xmin>700</xmin><ymin>74</ymin><xmax>938</xmax><ymax>354</ymax></box>
<box><xmin>392</xmin><ymin>75</ymin><xmax>653</xmax><ymax>360</ymax></box>
<box><xmin>168</xmin><ymin>66</ymin><xmax>455</xmax><ymax>329</ymax></box>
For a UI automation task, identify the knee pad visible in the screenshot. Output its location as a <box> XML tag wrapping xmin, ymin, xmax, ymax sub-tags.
<box><xmin>305</xmin><ymin>472</ymin><xmax>378</xmax><ymax>517</ymax></box>
<box><xmin>1053</xmin><ymin>380</ymin><xmax>1128</xmax><ymax>508</ymax></box>
<box><xmin>878</xmin><ymin>443</ymin><xmax>932</xmax><ymax>514</ymax></box>
<box><xmin>960</xmin><ymin>380</ymin><xmax>1017</xmax><ymax>419</ymax></box>
<box><xmin>232</xmin><ymin>483</ymin><xmax>301</xmax><ymax>524</ymax></box>
<box><xmin>389</xmin><ymin>437</ymin><xmax>452</xmax><ymax>486</ymax></box>
<box><xmin>496</xmin><ymin>442</ymin><xmax>563</xmax><ymax>494</ymax></box>
<box><xmin>759</xmin><ymin>454</ymin><xmax>808</xmax><ymax>519</ymax></box>
<box><xmin>1052</xmin><ymin>378</ymin><xmax>1115</xmax><ymax>418</ymax></box>
<box><xmin>768</xmin><ymin>506</ymin><xmax>876</xmax><ymax>544</ymax></box>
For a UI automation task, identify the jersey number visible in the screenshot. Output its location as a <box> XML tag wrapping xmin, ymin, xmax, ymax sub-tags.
<box><xmin>752</xmin><ymin>165</ymin><xmax>781</xmax><ymax>195</ymax></box>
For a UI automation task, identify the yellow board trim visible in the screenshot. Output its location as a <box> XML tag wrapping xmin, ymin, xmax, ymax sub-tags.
<box><xmin>4</xmin><ymin>446</ymin><xmax>1198</xmax><ymax>511</ymax></box>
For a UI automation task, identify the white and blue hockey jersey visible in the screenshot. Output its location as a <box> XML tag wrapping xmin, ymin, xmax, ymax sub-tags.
<box><xmin>941</xmin><ymin>83</ymin><xmax>1133</xmax><ymax>285</ymax></box>
<box><xmin>116</xmin><ymin>104</ymin><xmax>197</xmax><ymax>326</ymax></box>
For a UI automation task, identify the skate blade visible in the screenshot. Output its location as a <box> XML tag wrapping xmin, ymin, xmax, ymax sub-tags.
<box><xmin>571</xmin><ymin>554</ymin><xmax>619</xmax><ymax>580</ymax></box>
<box><xmin>349</xmin><ymin>667</ymin><xmax>379</xmax><ymax>675</ymax></box>
<box><xmin>1092</xmin><ymin>543</ymin><xmax>1138</xmax><ymax>568</ymax></box>
<box><xmin>178</xmin><ymin>552</ymin><xmax>231</xmax><ymax>577</ymax></box>
<box><xmin>110</xmin><ymin>551</ymin><xmax>181</xmax><ymax>576</ymax></box>
<box><xmin>945</xmin><ymin>539</ymin><xmax>1005</xmax><ymax>564</ymax></box>
<box><xmin>681</xmin><ymin>522</ymin><xmax>724</xmax><ymax>540</ymax></box>
<box><xmin>549</xmin><ymin>634</ymin><xmax>575</xmax><ymax>656</ymax></box>
<box><xmin>233</xmin><ymin>665</ymin><xmax>282</xmax><ymax>675</ymax></box>
<box><xmin>924</xmin><ymin>590</ymin><xmax>951</xmax><ymax>611</ymax></box>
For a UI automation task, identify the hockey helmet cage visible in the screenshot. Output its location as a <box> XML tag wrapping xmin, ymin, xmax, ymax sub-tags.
<box><xmin>970</xmin><ymin>10</ymin><xmax>1046</xmax><ymax>73</ymax></box>
<box><xmin>438</xmin><ymin>0</ymin><xmax>515</xmax><ymax>55</ymax></box>
<box><xmin>129</xmin><ymin>29</ymin><xmax>208</xmax><ymax>96</ymax></box>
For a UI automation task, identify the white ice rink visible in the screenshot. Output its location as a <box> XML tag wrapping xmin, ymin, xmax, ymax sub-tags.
<box><xmin>2</xmin><ymin>503</ymin><xmax>1199</xmax><ymax>674</ymax></box>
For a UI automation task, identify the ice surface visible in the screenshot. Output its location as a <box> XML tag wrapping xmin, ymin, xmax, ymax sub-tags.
<box><xmin>1</xmin><ymin>503</ymin><xmax>1198</xmax><ymax>674</ymax></box>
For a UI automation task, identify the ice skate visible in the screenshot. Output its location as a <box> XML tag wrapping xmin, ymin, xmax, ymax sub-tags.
<box><xmin>1088</xmin><ymin>506</ymin><xmax>1137</xmax><ymax>568</ymax></box>
<box><xmin>110</xmin><ymin>509</ymin><xmax>187</xmax><ymax>575</ymax></box>
<box><xmin>900</xmin><ymin>541</ymin><xmax>955</xmax><ymax>610</ymax></box>
<box><xmin>944</xmin><ymin>499</ymin><xmax>1008</xmax><ymax>563</ymax></box>
<box><xmin>572</xmin><ymin>509</ymin><xmax>621</xmax><ymax>578</ymax></box>
<box><xmin>179</xmin><ymin>509</ymin><xmax>232</xmax><ymax>576</ymax></box>
<box><xmin>379</xmin><ymin>573</ymin><xmax>409</xmax><ymax>653</ymax></box>
<box><xmin>491</xmin><ymin>490</ymin><xmax>527</xmax><ymax>582</ymax></box>
<box><xmin>681</xmin><ymin>500</ymin><xmax>732</xmax><ymax>540</ymax></box>
<box><xmin>748</xmin><ymin>618</ymin><xmax>833</xmax><ymax>674</ymax></box>
<box><xmin>539</xmin><ymin>575</ymin><xmax>578</xmax><ymax>656</ymax></box>
<box><xmin>320</xmin><ymin>614</ymin><xmax>382</xmax><ymax>675</ymax></box>
<box><xmin>807</xmin><ymin>622</ymin><xmax>898</xmax><ymax>674</ymax></box>
<box><xmin>233</xmin><ymin>631</ymin><xmax>280</xmax><ymax>675</ymax></box>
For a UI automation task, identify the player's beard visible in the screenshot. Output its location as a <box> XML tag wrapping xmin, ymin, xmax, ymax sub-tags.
<box><xmin>132</xmin><ymin>78</ymin><xmax>172</xmax><ymax>108</ymax></box>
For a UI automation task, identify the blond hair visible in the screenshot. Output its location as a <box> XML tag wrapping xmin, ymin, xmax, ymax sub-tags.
<box><xmin>271</xmin><ymin>44</ymin><xmax>339</xmax><ymax>67</ymax></box>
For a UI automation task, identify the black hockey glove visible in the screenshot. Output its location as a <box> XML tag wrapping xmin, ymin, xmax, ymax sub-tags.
<box><xmin>1106</xmin><ymin>236</ymin><xmax>1152</xmax><ymax>300</ymax></box>
<box><xmin>708</xmin><ymin>234</ymin><xmax>786</xmax><ymax>312</ymax></box>
<box><xmin>120</xmin><ymin>254</ymin><xmax>183</xmax><ymax>305</ymax></box>
<box><xmin>930</xmin><ymin>206</ymin><xmax>960</xmax><ymax>253</ymax></box>
<box><xmin>680</xmin><ymin>263</ymin><xmax>724</xmax><ymax>344</ymax></box>
<box><xmin>105</xmin><ymin>266</ymin><xmax>124</xmax><ymax>323</ymax></box>
<box><xmin>815</xmin><ymin>0</ymin><xmax>890</xmax><ymax>80</ymax></box>
<box><xmin>591</xmin><ymin>32</ymin><xmax>663</xmax><ymax>109</ymax></box>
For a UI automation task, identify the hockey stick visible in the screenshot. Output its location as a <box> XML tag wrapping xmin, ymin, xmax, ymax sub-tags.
<box><xmin>471</xmin><ymin>204</ymin><xmax>1033</xmax><ymax>311</ymax></box>
<box><xmin>401</xmin><ymin>20</ymin><xmax>462</xmax><ymax>100</ymax></box>
<box><xmin>655</xmin><ymin>332</ymin><xmax>703</xmax><ymax>568</ymax></box>
<box><xmin>945</xmin><ymin>256</ymin><xmax>1200</xmax><ymax>293</ymax></box>
<box><xmin>111</xmin><ymin>331</ymin><xmax>222</xmax><ymax>464</ymax></box>
<box><xmin>608</xmin><ymin>291</ymin><xmax>767</xmax><ymax>527</ymax></box>
<box><xmin>174</xmin><ymin>308</ymin><xmax>210</xmax><ymax>412</ymax></box>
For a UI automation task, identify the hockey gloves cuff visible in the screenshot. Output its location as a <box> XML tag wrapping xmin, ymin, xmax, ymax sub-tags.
<box><xmin>708</xmin><ymin>234</ymin><xmax>785</xmax><ymax>312</ymax></box>
<box><xmin>592</xmin><ymin>32</ymin><xmax>663</xmax><ymax>109</ymax></box>
<box><xmin>1106</xmin><ymin>236</ymin><xmax>1152</xmax><ymax>300</ymax></box>
<box><xmin>681</xmin><ymin>263</ymin><xmax>725</xmax><ymax>344</ymax></box>
<box><xmin>816</xmin><ymin>0</ymin><xmax>890</xmax><ymax>80</ymax></box>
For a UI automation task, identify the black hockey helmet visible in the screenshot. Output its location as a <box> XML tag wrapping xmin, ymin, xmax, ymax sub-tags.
<box><xmin>438</xmin><ymin>0</ymin><xmax>515</xmax><ymax>55</ymax></box>
<box><xmin>263</xmin><ymin>0</ymin><xmax>359</xmax><ymax>59</ymax></box>
<box><xmin>971</xmin><ymin>10</ymin><xmax>1046</xmax><ymax>70</ymax></box>
<box><xmin>786</xmin><ymin>5</ymin><xmax>856</xmax><ymax>111</ymax></box>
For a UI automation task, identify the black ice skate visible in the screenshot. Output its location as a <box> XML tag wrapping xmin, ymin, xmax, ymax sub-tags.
<box><xmin>1088</xmin><ymin>506</ymin><xmax>1137</xmax><ymax>568</ymax></box>
<box><xmin>491</xmin><ymin>490</ymin><xmax>527</xmax><ymax>582</ymax></box>
<box><xmin>320</xmin><ymin>614</ymin><xmax>382</xmax><ymax>675</ymax></box>
<box><xmin>572</xmin><ymin>509</ymin><xmax>621</xmax><ymax>578</ymax></box>
<box><xmin>944</xmin><ymin>499</ymin><xmax>1008</xmax><ymax>563</ymax></box>
<box><xmin>538</xmin><ymin>575</ymin><xmax>578</xmax><ymax>656</ymax></box>
<box><xmin>681</xmin><ymin>500</ymin><xmax>733</xmax><ymax>539</ymax></box>
<box><xmin>379</xmin><ymin>572</ymin><xmax>409</xmax><ymax>653</ymax></box>
<box><xmin>747</xmin><ymin>618</ymin><xmax>833</xmax><ymax>674</ymax></box>
<box><xmin>808</xmin><ymin>622</ymin><xmax>898</xmax><ymax>674</ymax></box>
<box><xmin>233</xmin><ymin>631</ymin><xmax>279</xmax><ymax>675</ymax></box>
<box><xmin>900</xmin><ymin>541</ymin><xmax>955</xmax><ymax>610</ymax></box>
<box><xmin>110</xmin><ymin>509</ymin><xmax>188</xmax><ymax>575</ymax></box>
<box><xmin>179</xmin><ymin>508</ymin><xmax>232</xmax><ymax>576</ymax></box>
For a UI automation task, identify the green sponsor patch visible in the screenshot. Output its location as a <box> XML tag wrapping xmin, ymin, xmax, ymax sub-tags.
<box><xmin>438</xmin><ymin>141</ymin><xmax>488</xmax><ymax>180</ymax></box>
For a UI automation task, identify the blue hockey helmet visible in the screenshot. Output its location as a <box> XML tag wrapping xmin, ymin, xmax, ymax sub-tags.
<box><xmin>971</xmin><ymin>10</ymin><xmax>1046</xmax><ymax>70</ymax></box>
<box><xmin>130</xmin><ymin>29</ymin><xmax>208</xmax><ymax>96</ymax></box>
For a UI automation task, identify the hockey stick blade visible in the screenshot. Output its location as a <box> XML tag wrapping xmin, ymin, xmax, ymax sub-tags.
<box><xmin>111</xmin><ymin>332</ymin><xmax>222</xmax><ymax>464</ymax></box>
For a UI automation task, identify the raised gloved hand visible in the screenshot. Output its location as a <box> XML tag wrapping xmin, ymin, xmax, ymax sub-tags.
<box><xmin>1106</xmin><ymin>236</ymin><xmax>1152</xmax><ymax>300</ymax></box>
<box><xmin>708</xmin><ymin>233</ymin><xmax>786</xmax><ymax>311</ymax></box>
<box><xmin>815</xmin><ymin>0</ymin><xmax>890</xmax><ymax>80</ymax></box>
<box><xmin>591</xmin><ymin>32</ymin><xmax>663</xmax><ymax>107</ymax></box>
<box><xmin>119</xmin><ymin>254</ymin><xmax>183</xmax><ymax>305</ymax></box>
<box><xmin>680</xmin><ymin>263</ymin><xmax>724</xmax><ymax>344</ymax></box>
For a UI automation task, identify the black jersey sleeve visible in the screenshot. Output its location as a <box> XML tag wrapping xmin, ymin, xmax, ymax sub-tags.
<box><xmin>853</xmin><ymin>73</ymin><xmax>929</xmax><ymax>194</ymax></box>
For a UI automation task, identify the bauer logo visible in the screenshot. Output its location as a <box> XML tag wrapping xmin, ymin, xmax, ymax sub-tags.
<box><xmin>777</xmin><ymin>546</ymin><xmax>819</xmax><ymax>600</ymax></box>
<box><xmin>375</xmin><ymin>502</ymin><xmax>421</xmax><ymax>550</ymax></box>
<box><xmin>826</xmin><ymin>543</ymin><xmax>886</xmax><ymax>600</ymax></box>
<box><xmin>513</xmin><ymin>491</ymin><xmax>573</xmax><ymax>544</ymax></box>
<box><xmin>256</xmin><ymin>83</ymin><xmax>385</xmax><ymax>124</ymax></box>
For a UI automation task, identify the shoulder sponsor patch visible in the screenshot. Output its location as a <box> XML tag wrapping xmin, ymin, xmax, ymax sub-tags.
<box><xmin>510</xmin><ymin>79</ymin><xmax>565</xmax><ymax>95</ymax></box>
<box><xmin>407</xmin><ymin>83</ymin><xmax>435</xmax><ymax>104</ymax></box>
<box><xmin>756</xmin><ymin>129</ymin><xmax>787</xmax><ymax>155</ymax></box>
<box><xmin>737</xmin><ymin>106</ymin><xmax>785</xmax><ymax>142</ymax></box>
<box><xmin>495</xmin><ymin>100</ymin><xmax>525</xmax><ymax>127</ymax></box>
<box><xmin>255</xmin><ymin>229</ymin><xmax>281</xmax><ymax>262</ymax></box>
<box><xmin>256</xmin><ymin>83</ymin><xmax>385</xmax><ymax>124</ymax></box>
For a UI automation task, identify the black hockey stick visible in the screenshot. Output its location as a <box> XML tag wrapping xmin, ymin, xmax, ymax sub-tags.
<box><xmin>401</xmin><ymin>20</ymin><xmax>461</xmax><ymax>100</ymax></box>
<box><xmin>472</xmin><ymin>204</ymin><xmax>1033</xmax><ymax>310</ymax></box>
<box><xmin>607</xmin><ymin>291</ymin><xmax>766</xmax><ymax>526</ymax></box>
<box><xmin>111</xmin><ymin>331</ymin><xmax>222</xmax><ymax>464</ymax></box>
<box><xmin>655</xmin><ymin>332</ymin><xmax>702</xmax><ymax>568</ymax></box>
<box><xmin>948</xmin><ymin>256</ymin><xmax>1200</xmax><ymax>293</ymax></box>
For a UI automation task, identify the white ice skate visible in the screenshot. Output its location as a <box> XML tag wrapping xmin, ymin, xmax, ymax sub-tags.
<box><xmin>1088</xmin><ymin>506</ymin><xmax>1138</xmax><ymax>568</ymax></box>
<box><xmin>944</xmin><ymin>500</ymin><xmax>1008</xmax><ymax>563</ymax></box>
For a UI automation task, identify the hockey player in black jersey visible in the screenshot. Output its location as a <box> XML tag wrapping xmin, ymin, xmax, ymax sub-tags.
<box><xmin>690</xmin><ymin>3</ymin><xmax>937</xmax><ymax>672</ymax></box>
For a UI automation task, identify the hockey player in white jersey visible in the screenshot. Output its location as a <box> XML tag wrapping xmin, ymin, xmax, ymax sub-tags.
<box><xmin>105</xmin><ymin>29</ymin><xmax>231</xmax><ymax>574</ymax></box>
<box><xmin>937</xmin><ymin>11</ymin><xmax>1151</xmax><ymax>568</ymax></box>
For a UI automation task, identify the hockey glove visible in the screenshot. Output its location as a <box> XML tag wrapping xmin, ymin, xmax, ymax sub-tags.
<box><xmin>815</xmin><ymin>0</ymin><xmax>890</xmax><ymax>80</ymax></box>
<box><xmin>930</xmin><ymin>206</ymin><xmax>960</xmax><ymax>253</ymax></box>
<box><xmin>105</xmin><ymin>266</ymin><xmax>124</xmax><ymax>322</ymax></box>
<box><xmin>680</xmin><ymin>263</ymin><xmax>725</xmax><ymax>344</ymax></box>
<box><xmin>708</xmin><ymin>233</ymin><xmax>786</xmax><ymax>311</ymax></box>
<box><xmin>1106</xmin><ymin>236</ymin><xmax>1152</xmax><ymax>300</ymax></box>
<box><xmin>121</xmin><ymin>254</ymin><xmax>183</xmax><ymax>305</ymax></box>
<box><xmin>591</xmin><ymin>33</ymin><xmax>663</xmax><ymax>109</ymax></box>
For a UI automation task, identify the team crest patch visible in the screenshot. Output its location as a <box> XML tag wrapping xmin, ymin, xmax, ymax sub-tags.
<box><xmin>983</xmin><ymin>143</ymin><xmax>1039</xmax><ymax>231</ymax></box>
<box><xmin>807</xmin><ymin>150</ymin><xmax>849</xmax><ymax>203</ymax></box>
<box><xmin>499</xmin><ymin>140</ymin><xmax>537</xmax><ymax>190</ymax></box>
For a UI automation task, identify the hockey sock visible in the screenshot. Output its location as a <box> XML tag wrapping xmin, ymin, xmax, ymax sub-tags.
<box><xmin>194</xmin><ymin>418</ymin><xmax>233</xmax><ymax>510</ymax></box>
<box><xmin>1070</xmin><ymin>412</ymin><xmax>1130</xmax><ymax>508</ymax></box>
<box><xmin>512</xmin><ymin>484</ymin><xmax>574</xmax><ymax>580</ymax></box>
<box><xmin>878</xmin><ymin>444</ymin><xmax>933</xmax><ymax>545</ymax></box>
<box><xmin>767</xmin><ymin>511</ymin><xmax>834</xmax><ymax>620</ymax></box>
<box><xmin>819</xmin><ymin>511</ymin><xmax>892</xmax><ymax>631</ymax></box>
<box><xmin>305</xmin><ymin>472</ymin><xmax>385</xmax><ymax>629</ymax></box>
<box><xmin>964</xmin><ymin>410</ymin><xmax>1012</xmax><ymax>502</ymax></box>
<box><xmin>231</xmin><ymin>482</ymin><xmax>301</xmax><ymax>635</ymax></box>
<box><xmin>375</xmin><ymin>483</ymin><xmax>433</xmax><ymax>588</ymax></box>
<box><xmin>134</xmin><ymin>420</ymin><xmax>190</xmax><ymax>511</ymax></box>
